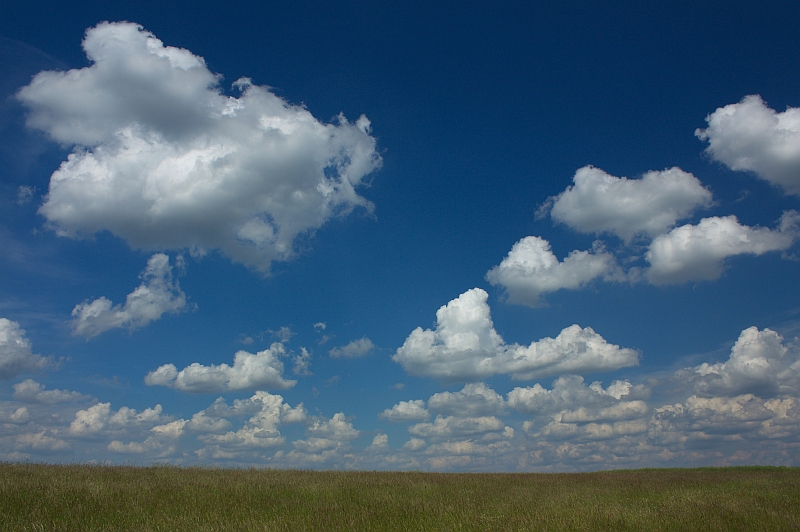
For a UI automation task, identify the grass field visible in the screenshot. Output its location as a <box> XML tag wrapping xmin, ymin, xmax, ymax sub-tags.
<box><xmin>1</xmin><ymin>464</ymin><xmax>798</xmax><ymax>531</ymax></box>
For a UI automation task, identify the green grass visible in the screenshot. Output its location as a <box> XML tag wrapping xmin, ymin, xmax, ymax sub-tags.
<box><xmin>1</xmin><ymin>464</ymin><xmax>799</xmax><ymax>531</ymax></box>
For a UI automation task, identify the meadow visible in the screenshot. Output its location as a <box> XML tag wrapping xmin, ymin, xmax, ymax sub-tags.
<box><xmin>1</xmin><ymin>463</ymin><xmax>798</xmax><ymax>531</ymax></box>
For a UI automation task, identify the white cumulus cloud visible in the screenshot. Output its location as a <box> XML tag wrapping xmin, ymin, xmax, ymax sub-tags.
<box><xmin>696</xmin><ymin>95</ymin><xmax>800</xmax><ymax>196</ymax></box>
<box><xmin>144</xmin><ymin>342</ymin><xmax>296</xmax><ymax>393</ymax></box>
<box><xmin>285</xmin><ymin>412</ymin><xmax>360</xmax><ymax>463</ymax></box>
<box><xmin>70</xmin><ymin>253</ymin><xmax>187</xmax><ymax>338</ymax></box>
<box><xmin>379</xmin><ymin>400</ymin><xmax>430</xmax><ymax>422</ymax></box>
<box><xmin>650</xmin><ymin>394</ymin><xmax>780</xmax><ymax>443</ymax></box>
<box><xmin>486</xmin><ymin>236</ymin><xmax>621</xmax><ymax>307</ymax></box>
<box><xmin>683</xmin><ymin>327</ymin><xmax>800</xmax><ymax>398</ymax></box>
<box><xmin>644</xmin><ymin>211</ymin><xmax>799</xmax><ymax>284</ymax></box>
<box><xmin>507</xmin><ymin>375</ymin><xmax>648</xmax><ymax>417</ymax></box>
<box><xmin>408</xmin><ymin>415</ymin><xmax>505</xmax><ymax>440</ymax></box>
<box><xmin>427</xmin><ymin>382</ymin><xmax>506</xmax><ymax>417</ymax></box>
<box><xmin>329</xmin><ymin>337</ymin><xmax>375</xmax><ymax>358</ymax></box>
<box><xmin>197</xmin><ymin>391</ymin><xmax>306</xmax><ymax>454</ymax></box>
<box><xmin>544</xmin><ymin>166</ymin><xmax>712</xmax><ymax>242</ymax></box>
<box><xmin>69</xmin><ymin>403</ymin><xmax>169</xmax><ymax>438</ymax></box>
<box><xmin>393</xmin><ymin>288</ymin><xmax>638</xmax><ymax>382</ymax></box>
<box><xmin>17</xmin><ymin>22</ymin><xmax>382</xmax><ymax>272</ymax></box>
<box><xmin>12</xmin><ymin>379</ymin><xmax>91</xmax><ymax>403</ymax></box>
<box><xmin>0</xmin><ymin>318</ymin><xmax>53</xmax><ymax>380</ymax></box>
<box><xmin>306</xmin><ymin>412</ymin><xmax>360</xmax><ymax>441</ymax></box>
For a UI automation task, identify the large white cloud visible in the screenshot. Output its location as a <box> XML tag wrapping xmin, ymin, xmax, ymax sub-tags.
<box><xmin>682</xmin><ymin>327</ymin><xmax>800</xmax><ymax>398</ymax></box>
<box><xmin>486</xmin><ymin>236</ymin><xmax>621</xmax><ymax>307</ymax></box>
<box><xmin>70</xmin><ymin>253</ymin><xmax>187</xmax><ymax>338</ymax></box>
<box><xmin>0</xmin><ymin>318</ymin><xmax>52</xmax><ymax>380</ymax></box>
<box><xmin>544</xmin><ymin>166</ymin><xmax>712</xmax><ymax>242</ymax></box>
<box><xmin>392</xmin><ymin>288</ymin><xmax>638</xmax><ymax>381</ymax></box>
<box><xmin>144</xmin><ymin>342</ymin><xmax>296</xmax><ymax>393</ymax></box>
<box><xmin>17</xmin><ymin>22</ymin><xmax>381</xmax><ymax>272</ymax></box>
<box><xmin>696</xmin><ymin>95</ymin><xmax>800</xmax><ymax>196</ymax></box>
<box><xmin>644</xmin><ymin>211</ymin><xmax>799</xmax><ymax>284</ymax></box>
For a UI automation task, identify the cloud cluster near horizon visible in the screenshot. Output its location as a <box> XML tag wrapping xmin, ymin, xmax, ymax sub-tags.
<box><xmin>3</xmin><ymin>323</ymin><xmax>799</xmax><ymax>469</ymax></box>
<box><xmin>16</xmin><ymin>21</ymin><xmax>382</xmax><ymax>272</ymax></box>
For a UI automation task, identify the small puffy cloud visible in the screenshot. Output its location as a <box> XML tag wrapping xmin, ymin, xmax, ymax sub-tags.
<box><xmin>186</xmin><ymin>412</ymin><xmax>231</xmax><ymax>433</ymax></box>
<box><xmin>109</xmin><ymin>419</ymin><xmax>187</xmax><ymax>456</ymax></box>
<box><xmin>393</xmin><ymin>288</ymin><xmax>638</xmax><ymax>382</ymax></box>
<box><xmin>200</xmin><ymin>430</ymin><xmax>287</xmax><ymax>454</ymax></box>
<box><xmin>427</xmin><ymin>382</ymin><xmax>506</xmax><ymax>417</ymax></box>
<box><xmin>197</xmin><ymin>391</ymin><xmax>306</xmax><ymax>453</ymax></box>
<box><xmin>0</xmin><ymin>407</ymin><xmax>30</xmax><ymax>424</ymax></box>
<box><xmin>12</xmin><ymin>379</ymin><xmax>91</xmax><ymax>404</ymax></box>
<box><xmin>69</xmin><ymin>402</ymin><xmax>169</xmax><ymax>437</ymax></box>
<box><xmin>558</xmin><ymin>401</ymin><xmax>649</xmax><ymax>424</ymax></box>
<box><xmin>145</xmin><ymin>342</ymin><xmax>296</xmax><ymax>393</ymax></box>
<box><xmin>14</xmin><ymin>432</ymin><xmax>71</xmax><ymax>453</ymax></box>
<box><xmin>393</xmin><ymin>288</ymin><xmax>503</xmax><ymax>381</ymax></box>
<box><xmin>71</xmin><ymin>253</ymin><xmax>187</xmax><ymax>338</ymax></box>
<box><xmin>645</xmin><ymin>211</ymin><xmax>799</xmax><ymax>285</ymax></box>
<box><xmin>291</xmin><ymin>438</ymin><xmax>340</xmax><ymax>454</ymax></box>
<box><xmin>270</xmin><ymin>326</ymin><xmax>295</xmax><ymax>343</ymax></box>
<box><xmin>17</xmin><ymin>186</ymin><xmax>35</xmax><ymax>205</ymax></box>
<box><xmin>0</xmin><ymin>318</ymin><xmax>53</xmax><ymax>380</ymax></box>
<box><xmin>508</xmin><ymin>375</ymin><xmax>649</xmax><ymax>416</ymax></box>
<box><xmin>69</xmin><ymin>403</ymin><xmax>111</xmax><ymax>436</ymax></box>
<box><xmin>486</xmin><ymin>236</ymin><xmax>621</xmax><ymax>307</ymax></box>
<box><xmin>17</xmin><ymin>22</ymin><xmax>381</xmax><ymax>272</ymax></box>
<box><xmin>369</xmin><ymin>433</ymin><xmax>389</xmax><ymax>450</ymax></box>
<box><xmin>285</xmin><ymin>413</ymin><xmax>360</xmax><ymax>463</ymax></box>
<box><xmin>329</xmin><ymin>337</ymin><xmax>374</xmax><ymax>358</ymax></box>
<box><xmin>543</xmin><ymin>166</ymin><xmax>712</xmax><ymax>241</ymax></box>
<box><xmin>509</xmin><ymin>376</ymin><xmax>649</xmax><ymax>444</ymax></box>
<box><xmin>198</xmin><ymin>391</ymin><xmax>306</xmax><ymax>426</ymax></box>
<box><xmin>408</xmin><ymin>415</ymin><xmax>505</xmax><ymax>440</ymax></box>
<box><xmin>531</xmin><ymin>418</ymin><xmax>648</xmax><ymax>442</ymax></box>
<box><xmin>307</xmin><ymin>412</ymin><xmax>360</xmax><ymax>441</ymax></box>
<box><xmin>650</xmin><ymin>394</ymin><xmax>777</xmax><ymax>442</ymax></box>
<box><xmin>696</xmin><ymin>95</ymin><xmax>800</xmax><ymax>196</ymax></box>
<box><xmin>685</xmin><ymin>327</ymin><xmax>800</xmax><ymax>398</ymax></box>
<box><xmin>379</xmin><ymin>400</ymin><xmax>430</xmax><ymax>422</ymax></box>
<box><xmin>292</xmin><ymin>347</ymin><xmax>312</xmax><ymax>376</ymax></box>
<box><xmin>402</xmin><ymin>438</ymin><xmax>427</xmax><ymax>451</ymax></box>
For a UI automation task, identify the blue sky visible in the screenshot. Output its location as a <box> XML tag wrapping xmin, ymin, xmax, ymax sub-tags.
<box><xmin>2</xmin><ymin>0</ymin><xmax>800</xmax><ymax>471</ymax></box>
